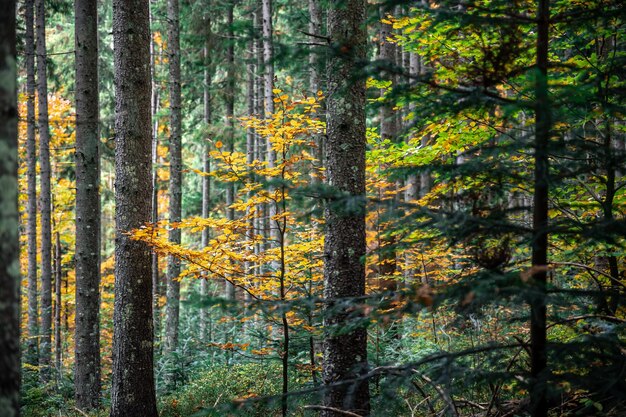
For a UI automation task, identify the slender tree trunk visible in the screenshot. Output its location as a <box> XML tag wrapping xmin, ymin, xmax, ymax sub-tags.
<box><xmin>323</xmin><ymin>0</ymin><xmax>370</xmax><ymax>415</ymax></box>
<box><xmin>149</xmin><ymin>1</ymin><xmax>162</xmax><ymax>344</ymax></box>
<box><xmin>378</xmin><ymin>8</ymin><xmax>397</xmax><ymax>291</ymax></box>
<box><xmin>165</xmin><ymin>0</ymin><xmax>182</xmax><ymax>358</ymax></box>
<box><xmin>35</xmin><ymin>0</ymin><xmax>52</xmax><ymax>379</ymax></box>
<box><xmin>74</xmin><ymin>0</ymin><xmax>101</xmax><ymax>407</ymax></box>
<box><xmin>254</xmin><ymin>0</ymin><xmax>265</xmax><ymax>287</ymax></box>
<box><xmin>308</xmin><ymin>0</ymin><xmax>324</xmax><ymax>177</ymax></box>
<box><xmin>25</xmin><ymin>0</ymin><xmax>39</xmax><ymax>366</ymax></box>
<box><xmin>0</xmin><ymin>2</ymin><xmax>21</xmax><ymax>414</ymax></box>
<box><xmin>200</xmin><ymin>7</ymin><xmax>212</xmax><ymax>341</ymax></box>
<box><xmin>54</xmin><ymin>231</ymin><xmax>62</xmax><ymax>379</ymax></box>
<box><xmin>224</xmin><ymin>1</ymin><xmax>236</xmax><ymax>300</ymax></box>
<box><xmin>530</xmin><ymin>1</ymin><xmax>550</xmax><ymax>416</ymax></box>
<box><xmin>308</xmin><ymin>0</ymin><xmax>322</xmax><ymax>95</ymax></box>
<box><xmin>110</xmin><ymin>0</ymin><xmax>158</xmax><ymax>414</ymax></box>
<box><xmin>245</xmin><ymin>22</ymin><xmax>255</xmax><ymax>295</ymax></box>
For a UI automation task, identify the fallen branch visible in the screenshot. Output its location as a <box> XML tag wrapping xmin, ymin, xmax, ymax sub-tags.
<box><xmin>302</xmin><ymin>405</ymin><xmax>363</xmax><ymax>417</ymax></box>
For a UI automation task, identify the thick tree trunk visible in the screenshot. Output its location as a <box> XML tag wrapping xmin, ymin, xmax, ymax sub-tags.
<box><xmin>224</xmin><ymin>1</ymin><xmax>236</xmax><ymax>299</ymax></box>
<box><xmin>323</xmin><ymin>0</ymin><xmax>370</xmax><ymax>415</ymax></box>
<box><xmin>0</xmin><ymin>2</ymin><xmax>21</xmax><ymax>414</ymax></box>
<box><xmin>530</xmin><ymin>1</ymin><xmax>550</xmax><ymax>416</ymax></box>
<box><xmin>74</xmin><ymin>0</ymin><xmax>101</xmax><ymax>408</ymax></box>
<box><xmin>165</xmin><ymin>0</ymin><xmax>182</xmax><ymax>358</ymax></box>
<box><xmin>35</xmin><ymin>0</ymin><xmax>52</xmax><ymax>379</ymax></box>
<box><xmin>25</xmin><ymin>0</ymin><xmax>39</xmax><ymax>366</ymax></box>
<box><xmin>110</xmin><ymin>0</ymin><xmax>158</xmax><ymax>414</ymax></box>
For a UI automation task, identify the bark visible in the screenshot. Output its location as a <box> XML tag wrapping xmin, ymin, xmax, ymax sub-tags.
<box><xmin>200</xmin><ymin>7</ymin><xmax>212</xmax><ymax>341</ymax></box>
<box><xmin>0</xmin><ymin>2</ymin><xmax>20</xmax><ymax>414</ymax></box>
<box><xmin>165</xmin><ymin>0</ymin><xmax>182</xmax><ymax>358</ymax></box>
<box><xmin>245</xmin><ymin>21</ymin><xmax>255</xmax><ymax>292</ymax></box>
<box><xmin>254</xmin><ymin>0</ymin><xmax>266</xmax><ymax>282</ymax></box>
<box><xmin>224</xmin><ymin>1</ymin><xmax>236</xmax><ymax>299</ymax></box>
<box><xmin>74</xmin><ymin>0</ymin><xmax>101</xmax><ymax>408</ymax></box>
<box><xmin>308</xmin><ymin>0</ymin><xmax>322</xmax><ymax>95</ymax></box>
<box><xmin>35</xmin><ymin>0</ymin><xmax>52</xmax><ymax>379</ymax></box>
<box><xmin>403</xmin><ymin>53</ymin><xmax>420</xmax><ymax>281</ymax></box>
<box><xmin>263</xmin><ymin>0</ymin><xmax>281</xmax><ymax>286</ymax></box>
<box><xmin>530</xmin><ymin>1</ymin><xmax>550</xmax><ymax>416</ymax></box>
<box><xmin>323</xmin><ymin>0</ymin><xmax>370</xmax><ymax>415</ymax></box>
<box><xmin>54</xmin><ymin>231</ymin><xmax>61</xmax><ymax>378</ymax></box>
<box><xmin>308</xmin><ymin>0</ymin><xmax>324</xmax><ymax>179</ymax></box>
<box><xmin>378</xmin><ymin>9</ymin><xmax>397</xmax><ymax>289</ymax></box>
<box><xmin>24</xmin><ymin>0</ymin><xmax>39</xmax><ymax>366</ymax></box>
<box><xmin>110</xmin><ymin>0</ymin><xmax>158</xmax><ymax>414</ymax></box>
<box><xmin>149</xmin><ymin>1</ymin><xmax>161</xmax><ymax>343</ymax></box>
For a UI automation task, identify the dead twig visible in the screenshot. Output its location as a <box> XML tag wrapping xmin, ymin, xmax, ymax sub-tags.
<box><xmin>302</xmin><ymin>405</ymin><xmax>363</xmax><ymax>417</ymax></box>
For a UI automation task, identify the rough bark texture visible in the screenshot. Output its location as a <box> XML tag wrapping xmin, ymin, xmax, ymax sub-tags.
<box><xmin>323</xmin><ymin>0</ymin><xmax>370</xmax><ymax>415</ymax></box>
<box><xmin>110</xmin><ymin>0</ymin><xmax>158</xmax><ymax>414</ymax></box>
<box><xmin>165</xmin><ymin>0</ymin><xmax>182</xmax><ymax>357</ymax></box>
<box><xmin>530</xmin><ymin>1</ymin><xmax>550</xmax><ymax>416</ymax></box>
<box><xmin>24</xmin><ymin>0</ymin><xmax>39</xmax><ymax>366</ymax></box>
<box><xmin>35</xmin><ymin>0</ymin><xmax>53</xmax><ymax>379</ymax></box>
<box><xmin>74</xmin><ymin>0</ymin><xmax>101</xmax><ymax>408</ymax></box>
<box><xmin>0</xmin><ymin>2</ymin><xmax>20</xmax><ymax>414</ymax></box>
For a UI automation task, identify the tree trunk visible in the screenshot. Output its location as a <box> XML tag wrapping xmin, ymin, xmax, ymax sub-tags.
<box><xmin>25</xmin><ymin>0</ymin><xmax>39</xmax><ymax>367</ymax></box>
<box><xmin>245</xmin><ymin>18</ymin><xmax>255</xmax><ymax>293</ymax></box>
<box><xmin>308</xmin><ymin>0</ymin><xmax>322</xmax><ymax>95</ymax></box>
<box><xmin>308</xmin><ymin>0</ymin><xmax>324</xmax><ymax>178</ymax></box>
<box><xmin>224</xmin><ymin>1</ymin><xmax>236</xmax><ymax>299</ymax></box>
<box><xmin>323</xmin><ymin>0</ymin><xmax>370</xmax><ymax>415</ymax></box>
<box><xmin>54</xmin><ymin>231</ymin><xmax>62</xmax><ymax>379</ymax></box>
<box><xmin>200</xmin><ymin>6</ymin><xmax>212</xmax><ymax>341</ymax></box>
<box><xmin>110</xmin><ymin>0</ymin><xmax>158</xmax><ymax>414</ymax></box>
<box><xmin>0</xmin><ymin>2</ymin><xmax>21</xmax><ymax>414</ymax></box>
<box><xmin>74</xmin><ymin>0</ymin><xmax>101</xmax><ymax>408</ymax></box>
<box><xmin>165</xmin><ymin>0</ymin><xmax>182</xmax><ymax>358</ymax></box>
<box><xmin>35</xmin><ymin>0</ymin><xmax>52</xmax><ymax>379</ymax></box>
<box><xmin>378</xmin><ymin>8</ymin><xmax>397</xmax><ymax>291</ymax></box>
<box><xmin>149</xmin><ymin>1</ymin><xmax>162</xmax><ymax>344</ymax></box>
<box><xmin>530</xmin><ymin>1</ymin><xmax>550</xmax><ymax>416</ymax></box>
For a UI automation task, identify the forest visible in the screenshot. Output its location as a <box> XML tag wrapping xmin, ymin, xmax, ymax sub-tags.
<box><xmin>0</xmin><ymin>0</ymin><xmax>625</xmax><ymax>416</ymax></box>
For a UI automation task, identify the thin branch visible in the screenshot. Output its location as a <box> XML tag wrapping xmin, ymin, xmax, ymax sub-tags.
<box><xmin>302</xmin><ymin>405</ymin><xmax>363</xmax><ymax>417</ymax></box>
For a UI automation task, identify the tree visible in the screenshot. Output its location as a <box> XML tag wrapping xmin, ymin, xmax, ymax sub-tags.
<box><xmin>322</xmin><ymin>0</ymin><xmax>370</xmax><ymax>415</ymax></box>
<box><xmin>110</xmin><ymin>0</ymin><xmax>158</xmax><ymax>414</ymax></box>
<box><xmin>199</xmin><ymin>0</ymin><xmax>213</xmax><ymax>341</ymax></box>
<box><xmin>0</xmin><ymin>1</ymin><xmax>20</xmax><ymax>415</ymax></box>
<box><xmin>529</xmin><ymin>1</ymin><xmax>550</xmax><ymax>415</ymax></box>
<box><xmin>224</xmin><ymin>0</ymin><xmax>236</xmax><ymax>299</ymax></box>
<box><xmin>24</xmin><ymin>0</ymin><xmax>38</xmax><ymax>367</ymax></box>
<box><xmin>74</xmin><ymin>0</ymin><xmax>101</xmax><ymax>409</ymax></box>
<box><xmin>35</xmin><ymin>0</ymin><xmax>52</xmax><ymax>378</ymax></box>
<box><xmin>164</xmin><ymin>0</ymin><xmax>183</xmax><ymax>358</ymax></box>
